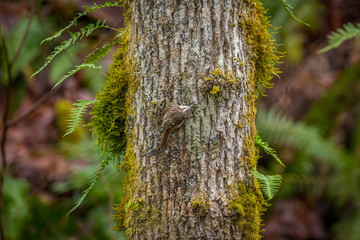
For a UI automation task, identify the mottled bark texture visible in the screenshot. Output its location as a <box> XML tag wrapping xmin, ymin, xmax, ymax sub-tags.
<box><xmin>114</xmin><ymin>0</ymin><xmax>270</xmax><ymax>239</ymax></box>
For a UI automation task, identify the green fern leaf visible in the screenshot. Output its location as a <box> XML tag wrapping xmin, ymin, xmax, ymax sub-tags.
<box><xmin>64</xmin><ymin>100</ymin><xmax>96</xmax><ymax>137</ymax></box>
<box><xmin>53</xmin><ymin>64</ymin><xmax>101</xmax><ymax>90</ymax></box>
<box><xmin>83</xmin><ymin>42</ymin><xmax>118</xmax><ymax>64</ymax></box>
<box><xmin>276</xmin><ymin>0</ymin><xmax>310</xmax><ymax>26</ymax></box>
<box><xmin>52</xmin><ymin>40</ymin><xmax>118</xmax><ymax>90</ymax></box>
<box><xmin>41</xmin><ymin>1</ymin><xmax>121</xmax><ymax>45</ymax></box>
<box><xmin>256</xmin><ymin>107</ymin><xmax>351</xmax><ymax>168</ymax></box>
<box><xmin>252</xmin><ymin>169</ymin><xmax>282</xmax><ymax>200</ymax></box>
<box><xmin>31</xmin><ymin>20</ymin><xmax>108</xmax><ymax>79</ymax></box>
<box><xmin>66</xmin><ymin>157</ymin><xmax>111</xmax><ymax>217</ymax></box>
<box><xmin>319</xmin><ymin>22</ymin><xmax>360</xmax><ymax>53</ymax></box>
<box><xmin>31</xmin><ymin>39</ymin><xmax>72</xmax><ymax>79</ymax></box>
<box><xmin>255</xmin><ymin>134</ymin><xmax>285</xmax><ymax>167</ymax></box>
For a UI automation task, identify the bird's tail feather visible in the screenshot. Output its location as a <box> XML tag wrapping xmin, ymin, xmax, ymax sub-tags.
<box><xmin>160</xmin><ymin>129</ymin><xmax>170</xmax><ymax>150</ymax></box>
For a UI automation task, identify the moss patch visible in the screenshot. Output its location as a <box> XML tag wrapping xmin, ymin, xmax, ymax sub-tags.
<box><xmin>113</xmin><ymin>140</ymin><xmax>140</xmax><ymax>233</ymax></box>
<box><xmin>90</xmin><ymin>28</ymin><xmax>132</xmax><ymax>155</ymax></box>
<box><xmin>191</xmin><ymin>191</ymin><xmax>212</xmax><ymax>217</ymax></box>
<box><xmin>89</xmin><ymin>3</ymin><xmax>140</xmax><ymax>234</ymax></box>
<box><xmin>226</xmin><ymin>2</ymin><xmax>278</xmax><ymax>238</ymax></box>
<box><xmin>240</xmin><ymin>0</ymin><xmax>281</xmax><ymax>95</ymax></box>
<box><xmin>229</xmin><ymin>182</ymin><xmax>268</xmax><ymax>240</ymax></box>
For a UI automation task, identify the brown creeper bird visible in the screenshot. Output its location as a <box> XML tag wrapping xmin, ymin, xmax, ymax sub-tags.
<box><xmin>160</xmin><ymin>104</ymin><xmax>193</xmax><ymax>150</ymax></box>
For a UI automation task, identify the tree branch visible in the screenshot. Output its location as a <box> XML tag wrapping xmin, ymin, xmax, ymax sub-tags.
<box><xmin>6</xmin><ymin>86</ymin><xmax>60</xmax><ymax>128</ymax></box>
<box><xmin>0</xmin><ymin>23</ymin><xmax>12</xmax><ymax>240</ymax></box>
<box><xmin>10</xmin><ymin>7</ymin><xmax>35</xmax><ymax>65</ymax></box>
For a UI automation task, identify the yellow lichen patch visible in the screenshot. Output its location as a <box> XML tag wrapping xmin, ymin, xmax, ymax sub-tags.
<box><xmin>211</xmin><ymin>68</ymin><xmax>222</xmax><ymax>77</ymax></box>
<box><xmin>225</xmin><ymin>70</ymin><xmax>236</xmax><ymax>83</ymax></box>
<box><xmin>203</xmin><ymin>68</ymin><xmax>239</xmax><ymax>93</ymax></box>
<box><xmin>191</xmin><ymin>191</ymin><xmax>211</xmax><ymax>217</ymax></box>
<box><xmin>210</xmin><ymin>86</ymin><xmax>220</xmax><ymax>94</ymax></box>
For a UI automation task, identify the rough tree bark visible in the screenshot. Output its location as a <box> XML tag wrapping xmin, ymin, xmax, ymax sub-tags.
<box><xmin>91</xmin><ymin>0</ymin><xmax>278</xmax><ymax>239</ymax></box>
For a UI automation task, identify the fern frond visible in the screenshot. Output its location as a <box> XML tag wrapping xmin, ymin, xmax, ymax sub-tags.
<box><xmin>255</xmin><ymin>134</ymin><xmax>285</xmax><ymax>167</ymax></box>
<box><xmin>54</xmin><ymin>64</ymin><xmax>102</xmax><ymax>90</ymax></box>
<box><xmin>252</xmin><ymin>169</ymin><xmax>282</xmax><ymax>200</ymax></box>
<box><xmin>256</xmin><ymin>107</ymin><xmax>352</xmax><ymax>169</ymax></box>
<box><xmin>64</xmin><ymin>100</ymin><xmax>96</xmax><ymax>137</ymax></box>
<box><xmin>67</xmin><ymin>156</ymin><xmax>111</xmax><ymax>217</ymax></box>
<box><xmin>41</xmin><ymin>1</ymin><xmax>121</xmax><ymax>45</ymax></box>
<box><xmin>84</xmin><ymin>42</ymin><xmax>118</xmax><ymax>64</ymax></box>
<box><xmin>276</xmin><ymin>0</ymin><xmax>310</xmax><ymax>26</ymax></box>
<box><xmin>52</xmin><ymin>41</ymin><xmax>118</xmax><ymax>90</ymax></box>
<box><xmin>31</xmin><ymin>20</ymin><xmax>108</xmax><ymax>79</ymax></box>
<box><xmin>256</xmin><ymin>107</ymin><xmax>360</xmax><ymax>204</ymax></box>
<box><xmin>31</xmin><ymin>38</ymin><xmax>72</xmax><ymax>79</ymax></box>
<box><xmin>319</xmin><ymin>22</ymin><xmax>360</xmax><ymax>53</ymax></box>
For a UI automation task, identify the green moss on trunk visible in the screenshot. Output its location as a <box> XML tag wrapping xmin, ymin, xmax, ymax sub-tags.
<box><xmin>89</xmin><ymin>4</ymin><xmax>140</xmax><ymax>234</ymax></box>
<box><xmin>229</xmin><ymin>183</ymin><xmax>268</xmax><ymax>240</ymax></box>
<box><xmin>191</xmin><ymin>191</ymin><xmax>212</xmax><ymax>217</ymax></box>
<box><xmin>227</xmin><ymin>1</ymin><xmax>280</xmax><ymax>239</ymax></box>
<box><xmin>240</xmin><ymin>0</ymin><xmax>281</xmax><ymax>95</ymax></box>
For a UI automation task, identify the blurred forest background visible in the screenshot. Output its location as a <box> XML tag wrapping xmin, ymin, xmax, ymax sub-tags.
<box><xmin>0</xmin><ymin>0</ymin><xmax>360</xmax><ymax>239</ymax></box>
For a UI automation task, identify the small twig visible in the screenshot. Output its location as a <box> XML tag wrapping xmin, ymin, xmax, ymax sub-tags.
<box><xmin>0</xmin><ymin>23</ymin><xmax>12</xmax><ymax>240</ymax></box>
<box><xmin>106</xmin><ymin>26</ymin><xmax>122</xmax><ymax>32</ymax></box>
<box><xmin>10</xmin><ymin>8</ymin><xmax>34</xmax><ymax>65</ymax></box>
<box><xmin>0</xmin><ymin>7</ymin><xmax>35</xmax><ymax>239</ymax></box>
<box><xmin>6</xmin><ymin>86</ymin><xmax>60</xmax><ymax>128</ymax></box>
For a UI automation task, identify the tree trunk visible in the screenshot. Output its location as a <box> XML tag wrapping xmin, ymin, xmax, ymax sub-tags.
<box><xmin>92</xmin><ymin>0</ymin><xmax>278</xmax><ymax>239</ymax></box>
